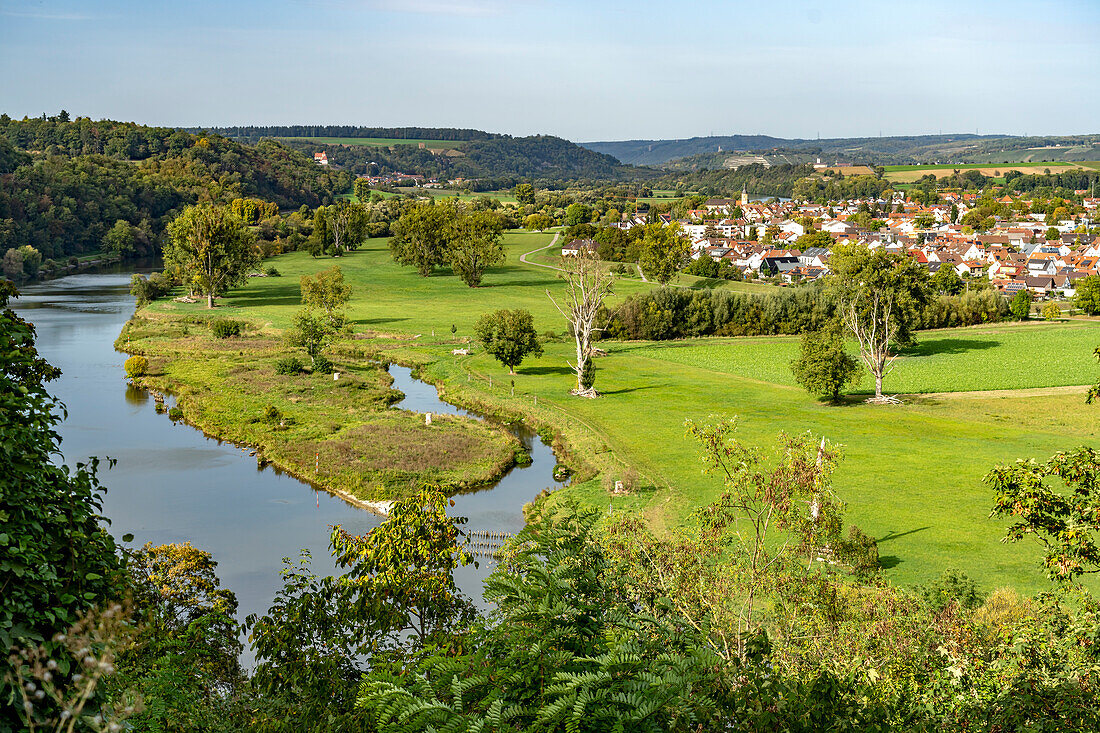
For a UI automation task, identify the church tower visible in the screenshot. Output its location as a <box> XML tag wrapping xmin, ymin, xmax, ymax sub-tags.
<box><xmin>741</xmin><ymin>185</ymin><xmax>748</xmax><ymax>207</ymax></box>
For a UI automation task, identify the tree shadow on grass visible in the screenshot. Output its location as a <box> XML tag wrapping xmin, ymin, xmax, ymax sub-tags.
<box><xmin>519</xmin><ymin>365</ymin><xmax>574</xmax><ymax>376</ymax></box>
<box><xmin>879</xmin><ymin>556</ymin><xmax>902</xmax><ymax>569</ymax></box>
<box><xmin>228</xmin><ymin>285</ymin><xmax>303</xmax><ymax>308</ymax></box>
<box><xmin>901</xmin><ymin>338</ymin><xmax>1000</xmax><ymax>357</ymax></box>
<box><xmin>484</xmin><ymin>279</ymin><xmax>559</xmax><ymax>288</ymax></box>
<box><xmin>600</xmin><ymin>383</ymin><xmax>670</xmax><ymax>396</ymax></box>
<box><xmin>349</xmin><ymin>317</ymin><xmax>408</xmax><ymax>326</ymax></box>
<box><xmin>878</xmin><ymin>526</ymin><xmax>931</xmax><ymax>544</ymax></box>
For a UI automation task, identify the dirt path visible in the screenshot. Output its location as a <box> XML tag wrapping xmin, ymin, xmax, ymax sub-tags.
<box><xmin>519</xmin><ymin>231</ymin><xmax>563</xmax><ymax>271</ymax></box>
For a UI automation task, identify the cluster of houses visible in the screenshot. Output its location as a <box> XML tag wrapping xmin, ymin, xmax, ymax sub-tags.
<box><xmin>589</xmin><ymin>188</ymin><xmax>1099</xmax><ymax>297</ymax></box>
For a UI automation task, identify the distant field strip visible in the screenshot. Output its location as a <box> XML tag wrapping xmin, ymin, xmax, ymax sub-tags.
<box><xmin>883</xmin><ymin>161</ymin><xmax>1079</xmax><ymax>172</ymax></box>
<box><xmin>633</xmin><ymin>321</ymin><xmax>1100</xmax><ymax>394</ymax></box>
<box><xmin>276</xmin><ymin>136</ymin><xmax>465</xmax><ymax>148</ymax></box>
<box><xmin>884</xmin><ymin>162</ymin><xmax>1092</xmax><ymax>183</ymax></box>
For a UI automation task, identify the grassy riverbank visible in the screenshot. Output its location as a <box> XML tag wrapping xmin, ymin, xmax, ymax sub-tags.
<box><xmin>137</xmin><ymin>232</ymin><xmax>1100</xmax><ymax>593</ymax></box>
<box><xmin>117</xmin><ymin>311</ymin><xmax>523</xmax><ymax>504</ymax></box>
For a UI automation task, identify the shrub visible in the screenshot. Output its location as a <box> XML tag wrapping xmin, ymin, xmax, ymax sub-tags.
<box><xmin>265</xmin><ymin>265</ymin><xmax>281</xmax><ymax>277</ymax></box>
<box><xmin>312</xmin><ymin>355</ymin><xmax>334</xmax><ymax>374</ymax></box>
<box><xmin>262</xmin><ymin>404</ymin><xmax>283</xmax><ymax>423</ymax></box>
<box><xmin>210</xmin><ymin>319</ymin><xmax>242</xmax><ymax>339</ymax></box>
<box><xmin>275</xmin><ymin>356</ymin><xmax>304</xmax><ymax>375</ymax></box>
<box><xmin>1041</xmin><ymin>301</ymin><xmax>1061</xmax><ymax>321</ymax></box>
<box><xmin>124</xmin><ymin>355</ymin><xmax>149</xmax><ymax>378</ymax></box>
<box><xmin>918</xmin><ymin>568</ymin><xmax>985</xmax><ymax>612</ymax></box>
<box><xmin>579</xmin><ymin>358</ymin><xmax>596</xmax><ymax>390</ymax></box>
<box><xmin>838</xmin><ymin>526</ymin><xmax>880</xmax><ymax>580</ymax></box>
<box><xmin>1009</xmin><ymin>290</ymin><xmax>1033</xmax><ymax>320</ymax></box>
<box><xmin>129</xmin><ymin>271</ymin><xmax>172</xmax><ymax>305</ymax></box>
<box><xmin>168</xmin><ymin>406</ymin><xmax>183</xmax><ymax>421</ymax></box>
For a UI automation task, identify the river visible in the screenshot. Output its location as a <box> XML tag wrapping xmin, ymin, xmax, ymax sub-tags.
<box><xmin>12</xmin><ymin>267</ymin><xmax>563</xmax><ymax>653</ymax></box>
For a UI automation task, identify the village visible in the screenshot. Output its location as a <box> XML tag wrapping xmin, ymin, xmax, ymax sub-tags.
<box><xmin>576</xmin><ymin>186</ymin><xmax>1100</xmax><ymax>299</ymax></box>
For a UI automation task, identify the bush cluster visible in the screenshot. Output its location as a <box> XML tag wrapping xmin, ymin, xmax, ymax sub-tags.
<box><xmin>608</xmin><ymin>287</ymin><xmax>1010</xmax><ymax>341</ymax></box>
<box><xmin>607</xmin><ymin>286</ymin><xmax>838</xmax><ymax>340</ymax></box>
<box><xmin>920</xmin><ymin>290</ymin><xmax>1008</xmax><ymax>329</ymax></box>
<box><xmin>210</xmin><ymin>319</ymin><xmax>242</xmax><ymax>339</ymax></box>
<box><xmin>124</xmin><ymin>355</ymin><xmax>149</xmax><ymax>378</ymax></box>
<box><xmin>274</xmin><ymin>356</ymin><xmax>304</xmax><ymax>375</ymax></box>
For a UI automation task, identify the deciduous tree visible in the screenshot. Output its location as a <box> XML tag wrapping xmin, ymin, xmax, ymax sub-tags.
<box><xmin>987</xmin><ymin>447</ymin><xmax>1100</xmax><ymax>584</ymax></box>
<box><xmin>1074</xmin><ymin>275</ymin><xmax>1100</xmax><ymax>316</ymax></box>
<box><xmin>389</xmin><ymin>202</ymin><xmax>456</xmax><ymax>276</ymax></box>
<box><xmin>104</xmin><ymin>219</ymin><xmax>135</xmax><ymax>258</ymax></box>
<box><xmin>829</xmin><ymin>244</ymin><xmax>930</xmax><ymax>401</ymax></box>
<box><xmin>638</xmin><ymin>222</ymin><xmax>691</xmax><ymax>285</ymax></box>
<box><xmin>448</xmin><ymin>210</ymin><xmax>504</xmax><ymax>287</ymax></box>
<box><xmin>790</xmin><ymin>325</ymin><xmax>862</xmax><ymax>402</ymax></box>
<box><xmin>300</xmin><ymin>265</ymin><xmax>352</xmax><ymax>327</ymax></box>
<box><xmin>548</xmin><ymin>249</ymin><xmax>614</xmax><ymax>396</ymax></box>
<box><xmin>164</xmin><ymin>204</ymin><xmax>259</xmax><ymax>308</ymax></box>
<box><xmin>474</xmin><ymin>308</ymin><xmax>543</xmax><ymax>374</ymax></box>
<box><xmin>285</xmin><ymin>308</ymin><xmax>333</xmax><ymax>364</ymax></box>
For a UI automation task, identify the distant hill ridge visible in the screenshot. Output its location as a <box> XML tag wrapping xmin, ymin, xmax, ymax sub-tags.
<box><xmin>581</xmin><ymin>133</ymin><xmax>1100</xmax><ymax>167</ymax></box>
<box><xmin>192</xmin><ymin>125</ymin><xmax>504</xmax><ymax>143</ymax></box>
<box><xmin>203</xmin><ymin>126</ymin><xmax>653</xmax><ymax>182</ymax></box>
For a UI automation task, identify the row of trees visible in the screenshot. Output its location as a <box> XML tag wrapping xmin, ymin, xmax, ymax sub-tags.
<box><xmin>389</xmin><ymin>201</ymin><xmax>506</xmax><ymax>286</ymax></box>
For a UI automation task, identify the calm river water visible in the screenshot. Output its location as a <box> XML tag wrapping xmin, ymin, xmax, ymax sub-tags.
<box><xmin>13</xmin><ymin>267</ymin><xmax>562</xmax><ymax>651</ymax></box>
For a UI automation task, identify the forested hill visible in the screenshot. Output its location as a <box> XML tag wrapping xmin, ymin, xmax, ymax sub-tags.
<box><xmin>0</xmin><ymin>114</ymin><xmax>352</xmax><ymax>261</ymax></box>
<box><xmin>198</xmin><ymin>125</ymin><xmax>505</xmax><ymax>145</ymax></box>
<box><xmin>584</xmin><ymin>133</ymin><xmax>1100</xmax><ymax>167</ymax></box>
<box><xmin>212</xmin><ymin>128</ymin><xmax>654</xmax><ymax>183</ymax></box>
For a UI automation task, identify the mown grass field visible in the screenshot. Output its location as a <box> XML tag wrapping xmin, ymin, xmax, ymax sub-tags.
<box><xmin>276</xmin><ymin>136</ymin><xmax>465</xmax><ymax>149</ymax></box>
<box><xmin>147</xmin><ymin>229</ymin><xmax>1100</xmax><ymax>594</ymax></box>
<box><xmin>423</xmin><ymin>188</ymin><xmax>518</xmax><ymax>204</ymax></box>
<box><xmin>639</xmin><ymin>321</ymin><xmax>1100</xmax><ymax>393</ymax></box>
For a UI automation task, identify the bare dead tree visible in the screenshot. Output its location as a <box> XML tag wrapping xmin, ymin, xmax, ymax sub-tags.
<box><xmin>547</xmin><ymin>250</ymin><xmax>614</xmax><ymax>397</ymax></box>
<box><xmin>841</xmin><ymin>288</ymin><xmax>900</xmax><ymax>403</ymax></box>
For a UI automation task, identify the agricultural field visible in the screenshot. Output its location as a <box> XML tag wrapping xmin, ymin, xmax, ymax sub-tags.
<box><xmin>275</xmin><ymin>136</ymin><xmax>465</xmax><ymax>149</ymax></box>
<box><xmin>883</xmin><ymin>160</ymin><xmax>1094</xmax><ymax>183</ymax></box>
<box><xmin>150</xmin><ymin>230</ymin><xmax>1100</xmax><ymax>594</ymax></box>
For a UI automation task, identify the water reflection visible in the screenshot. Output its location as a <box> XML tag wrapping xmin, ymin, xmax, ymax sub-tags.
<box><xmin>13</xmin><ymin>266</ymin><xmax>564</xmax><ymax>661</ymax></box>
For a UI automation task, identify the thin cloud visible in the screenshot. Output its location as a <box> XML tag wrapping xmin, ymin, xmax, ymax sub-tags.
<box><xmin>1</xmin><ymin>9</ymin><xmax>94</xmax><ymax>20</ymax></box>
<box><xmin>313</xmin><ymin>0</ymin><xmax>515</xmax><ymax>16</ymax></box>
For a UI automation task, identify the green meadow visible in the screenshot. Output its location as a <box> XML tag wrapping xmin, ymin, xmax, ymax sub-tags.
<box><xmin>148</xmin><ymin>231</ymin><xmax>1100</xmax><ymax>595</ymax></box>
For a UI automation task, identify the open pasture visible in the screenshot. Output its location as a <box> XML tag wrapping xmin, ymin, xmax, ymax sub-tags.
<box><xmin>638</xmin><ymin>320</ymin><xmax>1100</xmax><ymax>394</ymax></box>
<box><xmin>154</xmin><ymin>230</ymin><xmax>1100</xmax><ymax>593</ymax></box>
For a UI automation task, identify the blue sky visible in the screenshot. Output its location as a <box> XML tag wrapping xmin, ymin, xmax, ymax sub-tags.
<box><xmin>1</xmin><ymin>0</ymin><xmax>1097</xmax><ymax>141</ymax></box>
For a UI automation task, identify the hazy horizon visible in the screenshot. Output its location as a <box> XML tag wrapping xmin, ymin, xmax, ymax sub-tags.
<box><xmin>2</xmin><ymin>0</ymin><xmax>1097</xmax><ymax>142</ymax></box>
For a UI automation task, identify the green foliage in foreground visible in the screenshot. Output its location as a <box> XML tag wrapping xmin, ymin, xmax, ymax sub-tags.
<box><xmin>1</xmin><ymin>281</ymin><xmax>122</xmax><ymax>728</ymax></box>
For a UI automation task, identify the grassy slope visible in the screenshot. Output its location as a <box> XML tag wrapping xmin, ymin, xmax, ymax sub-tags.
<box><xmin>148</xmin><ymin>230</ymin><xmax>1100</xmax><ymax>593</ymax></box>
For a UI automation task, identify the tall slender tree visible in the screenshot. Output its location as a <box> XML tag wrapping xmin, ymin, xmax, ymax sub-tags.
<box><xmin>548</xmin><ymin>250</ymin><xmax>613</xmax><ymax>396</ymax></box>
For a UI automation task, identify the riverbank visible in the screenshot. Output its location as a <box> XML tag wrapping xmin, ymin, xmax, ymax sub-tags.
<box><xmin>117</xmin><ymin>309</ymin><xmax>525</xmax><ymax>503</ymax></box>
